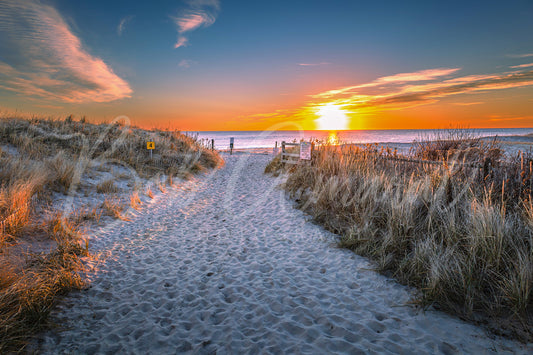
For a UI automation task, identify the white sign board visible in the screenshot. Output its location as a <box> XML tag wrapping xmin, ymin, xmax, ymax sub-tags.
<box><xmin>300</xmin><ymin>142</ymin><xmax>311</xmax><ymax>160</ymax></box>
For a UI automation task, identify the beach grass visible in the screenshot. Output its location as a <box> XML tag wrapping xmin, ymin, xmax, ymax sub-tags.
<box><xmin>266</xmin><ymin>133</ymin><xmax>533</xmax><ymax>341</ymax></box>
<box><xmin>0</xmin><ymin>115</ymin><xmax>222</xmax><ymax>352</ymax></box>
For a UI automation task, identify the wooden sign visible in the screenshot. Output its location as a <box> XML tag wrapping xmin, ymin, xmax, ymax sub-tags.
<box><xmin>300</xmin><ymin>142</ymin><xmax>311</xmax><ymax>160</ymax></box>
<box><xmin>147</xmin><ymin>142</ymin><xmax>155</xmax><ymax>150</ymax></box>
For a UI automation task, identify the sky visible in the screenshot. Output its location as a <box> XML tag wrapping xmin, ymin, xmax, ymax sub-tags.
<box><xmin>0</xmin><ymin>0</ymin><xmax>532</xmax><ymax>131</ymax></box>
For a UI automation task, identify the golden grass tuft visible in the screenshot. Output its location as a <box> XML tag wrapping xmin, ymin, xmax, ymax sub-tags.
<box><xmin>130</xmin><ymin>192</ymin><xmax>142</xmax><ymax>210</ymax></box>
<box><xmin>0</xmin><ymin>216</ymin><xmax>88</xmax><ymax>352</ymax></box>
<box><xmin>0</xmin><ymin>247</ymin><xmax>87</xmax><ymax>352</ymax></box>
<box><xmin>47</xmin><ymin>152</ymin><xmax>75</xmax><ymax>193</ymax></box>
<box><xmin>100</xmin><ymin>198</ymin><xmax>127</xmax><ymax>220</ymax></box>
<box><xmin>96</xmin><ymin>179</ymin><xmax>119</xmax><ymax>194</ymax></box>
<box><xmin>146</xmin><ymin>187</ymin><xmax>154</xmax><ymax>199</ymax></box>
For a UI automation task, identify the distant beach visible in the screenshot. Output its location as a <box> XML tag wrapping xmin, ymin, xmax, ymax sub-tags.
<box><xmin>192</xmin><ymin>128</ymin><xmax>533</xmax><ymax>150</ymax></box>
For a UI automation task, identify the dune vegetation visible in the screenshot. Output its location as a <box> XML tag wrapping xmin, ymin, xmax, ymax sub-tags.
<box><xmin>0</xmin><ymin>115</ymin><xmax>221</xmax><ymax>352</ymax></box>
<box><xmin>266</xmin><ymin>132</ymin><xmax>533</xmax><ymax>341</ymax></box>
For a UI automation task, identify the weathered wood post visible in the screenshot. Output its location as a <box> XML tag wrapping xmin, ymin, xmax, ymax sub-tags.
<box><xmin>211</xmin><ymin>139</ymin><xmax>215</xmax><ymax>150</ymax></box>
<box><xmin>281</xmin><ymin>141</ymin><xmax>286</xmax><ymax>163</ymax></box>
<box><xmin>230</xmin><ymin>137</ymin><xmax>234</xmax><ymax>155</ymax></box>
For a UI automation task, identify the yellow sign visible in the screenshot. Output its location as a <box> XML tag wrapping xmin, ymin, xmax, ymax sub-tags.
<box><xmin>147</xmin><ymin>142</ymin><xmax>155</xmax><ymax>150</ymax></box>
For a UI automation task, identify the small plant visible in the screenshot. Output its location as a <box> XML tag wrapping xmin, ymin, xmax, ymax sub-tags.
<box><xmin>96</xmin><ymin>179</ymin><xmax>119</xmax><ymax>194</ymax></box>
<box><xmin>130</xmin><ymin>192</ymin><xmax>142</xmax><ymax>210</ymax></box>
<box><xmin>100</xmin><ymin>198</ymin><xmax>126</xmax><ymax>220</ymax></box>
<box><xmin>47</xmin><ymin>152</ymin><xmax>75</xmax><ymax>192</ymax></box>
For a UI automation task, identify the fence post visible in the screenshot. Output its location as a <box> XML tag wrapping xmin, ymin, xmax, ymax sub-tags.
<box><xmin>281</xmin><ymin>141</ymin><xmax>286</xmax><ymax>163</ymax></box>
<box><xmin>211</xmin><ymin>139</ymin><xmax>214</xmax><ymax>150</ymax></box>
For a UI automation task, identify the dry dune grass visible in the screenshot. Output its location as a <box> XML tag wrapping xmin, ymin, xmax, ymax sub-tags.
<box><xmin>267</xmin><ymin>134</ymin><xmax>533</xmax><ymax>341</ymax></box>
<box><xmin>0</xmin><ymin>115</ymin><xmax>222</xmax><ymax>352</ymax></box>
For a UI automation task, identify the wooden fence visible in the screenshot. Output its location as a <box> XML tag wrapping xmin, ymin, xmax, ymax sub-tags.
<box><xmin>281</xmin><ymin>142</ymin><xmax>300</xmax><ymax>164</ymax></box>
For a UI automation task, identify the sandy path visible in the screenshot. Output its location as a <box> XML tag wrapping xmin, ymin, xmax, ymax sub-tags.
<box><xmin>38</xmin><ymin>153</ymin><xmax>531</xmax><ymax>354</ymax></box>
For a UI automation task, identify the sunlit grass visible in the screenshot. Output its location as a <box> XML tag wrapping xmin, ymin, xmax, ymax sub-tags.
<box><xmin>267</xmin><ymin>132</ymin><xmax>533</xmax><ymax>341</ymax></box>
<box><xmin>0</xmin><ymin>115</ymin><xmax>222</xmax><ymax>351</ymax></box>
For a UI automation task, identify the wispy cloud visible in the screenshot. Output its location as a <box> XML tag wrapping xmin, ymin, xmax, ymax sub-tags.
<box><xmin>0</xmin><ymin>0</ymin><xmax>132</xmax><ymax>103</ymax></box>
<box><xmin>117</xmin><ymin>15</ymin><xmax>134</xmax><ymax>36</ymax></box>
<box><xmin>507</xmin><ymin>53</ymin><xmax>533</xmax><ymax>58</ymax></box>
<box><xmin>489</xmin><ymin>115</ymin><xmax>533</xmax><ymax>122</ymax></box>
<box><xmin>309</xmin><ymin>68</ymin><xmax>533</xmax><ymax>113</ymax></box>
<box><xmin>451</xmin><ymin>101</ymin><xmax>484</xmax><ymax>106</ymax></box>
<box><xmin>298</xmin><ymin>62</ymin><xmax>330</xmax><ymax>66</ymax></box>
<box><xmin>313</xmin><ymin>68</ymin><xmax>461</xmax><ymax>99</ymax></box>
<box><xmin>510</xmin><ymin>63</ymin><xmax>533</xmax><ymax>69</ymax></box>
<box><xmin>178</xmin><ymin>59</ymin><xmax>197</xmax><ymax>68</ymax></box>
<box><xmin>172</xmin><ymin>0</ymin><xmax>220</xmax><ymax>49</ymax></box>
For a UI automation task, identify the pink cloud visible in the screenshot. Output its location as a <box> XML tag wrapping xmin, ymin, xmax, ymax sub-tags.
<box><xmin>313</xmin><ymin>67</ymin><xmax>460</xmax><ymax>98</ymax></box>
<box><xmin>377</xmin><ymin>68</ymin><xmax>460</xmax><ymax>83</ymax></box>
<box><xmin>310</xmin><ymin>67</ymin><xmax>533</xmax><ymax>112</ymax></box>
<box><xmin>451</xmin><ymin>102</ymin><xmax>484</xmax><ymax>106</ymax></box>
<box><xmin>172</xmin><ymin>0</ymin><xmax>219</xmax><ymax>48</ymax></box>
<box><xmin>0</xmin><ymin>0</ymin><xmax>132</xmax><ymax>103</ymax></box>
<box><xmin>510</xmin><ymin>63</ymin><xmax>533</xmax><ymax>69</ymax></box>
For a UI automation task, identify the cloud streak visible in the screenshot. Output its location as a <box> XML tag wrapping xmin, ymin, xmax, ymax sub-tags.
<box><xmin>507</xmin><ymin>53</ymin><xmax>533</xmax><ymax>58</ymax></box>
<box><xmin>178</xmin><ymin>59</ymin><xmax>197</xmax><ymax>68</ymax></box>
<box><xmin>0</xmin><ymin>0</ymin><xmax>132</xmax><ymax>103</ymax></box>
<box><xmin>510</xmin><ymin>63</ymin><xmax>533</xmax><ymax>69</ymax></box>
<box><xmin>310</xmin><ymin>68</ymin><xmax>533</xmax><ymax>112</ymax></box>
<box><xmin>172</xmin><ymin>0</ymin><xmax>220</xmax><ymax>49</ymax></box>
<box><xmin>117</xmin><ymin>15</ymin><xmax>134</xmax><ymax>36</ymax></box>
<box><xmin>298</xmin><ymin>62</ymin><xmax>330</xmax><ymax>66</ymax></box>
<box><xmin>313</xmin><ymin>68</ymin><xmax>461</xmax><ymax>98</ymax></box>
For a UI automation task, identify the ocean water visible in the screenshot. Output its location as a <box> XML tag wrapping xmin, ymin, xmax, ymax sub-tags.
<box><xmin>189</xmin><ymin>128</ymin><xmax>533</xmax><ymax>150</ymax></box>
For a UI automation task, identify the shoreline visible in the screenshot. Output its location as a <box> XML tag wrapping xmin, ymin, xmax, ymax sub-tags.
<box><xmin>220</xmin><ymin>133</ymin><xmax>533</xmax><ymax>156</ymax></box>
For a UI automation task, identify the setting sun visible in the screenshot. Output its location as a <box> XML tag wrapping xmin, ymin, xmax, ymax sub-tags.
<box><xmin>315</xmin><ymin>103</ymin><xmax>349</xmax><ymax>130</ymax></box>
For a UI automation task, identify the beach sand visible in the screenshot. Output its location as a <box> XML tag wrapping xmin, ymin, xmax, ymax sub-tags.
<box><xmin>36</xmin><ymin>152</ymin><xmax>532</xmax><ymax>354</ymax></box>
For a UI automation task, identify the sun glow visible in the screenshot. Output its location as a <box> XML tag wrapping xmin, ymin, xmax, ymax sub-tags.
<box><xmin>327</xmin><ymin>131</ymin><xmax>339</xmax><ymax>145</ymax></box>
<box><xmin>315</xmin><ymin>103</ymin><xmax>348</xmax><ymax>130</ymax></box>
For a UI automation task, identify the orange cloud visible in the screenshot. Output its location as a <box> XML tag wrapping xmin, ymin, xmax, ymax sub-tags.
<box><xmin>311</xmin><ymin>68</ymin><xmax>533</xmax><ymax>112</ymax></box>
<box><xmin>313</xmin><ymin>67</ymin><xmax>461</xmax><ymax>98</ymax></box>
<box><xmin>489</xmin><ymin>115</ymin><xmax>533</xmax><ymax>122</ymax></box>
<box><xmin>451</xmin><ymin>102</ymin><xmax>484</xmax><ymax>106</ymax></box>
<box><xmin>0</xmin><ymin>0</ymin><xmax>132</xmax><ymax>103</ymax></box>
<box><xmin>510</xmin><ymin>63</ymin><xmax>533</xmax><ymax>69</ymax></box>
<box><xmin>377</xmin><ymin>68</ymin><xmax>461</xmax><ymax>83</ymax></box>
<box><xmin>172</xmin><ymin>0</ymin><xmax>219</xmax><ymax>48</ymax></box>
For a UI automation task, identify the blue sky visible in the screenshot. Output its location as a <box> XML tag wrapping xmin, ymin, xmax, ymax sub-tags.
<box><xmin>0</xmin><ymin>0</ymin><xmax>532</xmax><ymax>130</ymax></box>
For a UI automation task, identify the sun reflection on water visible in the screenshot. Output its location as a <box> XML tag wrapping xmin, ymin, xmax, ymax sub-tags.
<box><xmin>327</xmin><ymin>131</ymin><xmax>339</xmax><ymax>145</ymax></box>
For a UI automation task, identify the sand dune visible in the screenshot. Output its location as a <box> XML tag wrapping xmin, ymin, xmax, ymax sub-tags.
<box><xmin>36</xmin><ymin>153</ymin><xmax>531</xmax><ymax>354</ymax></box>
